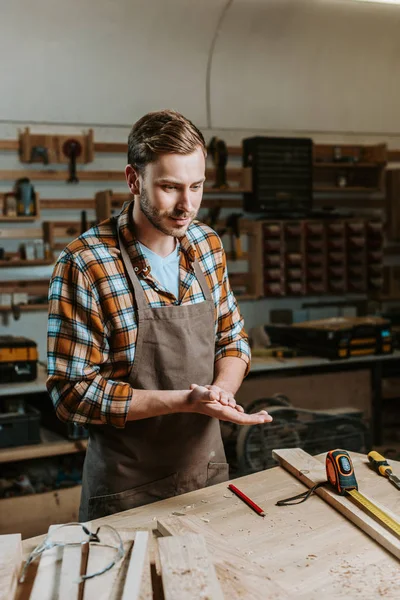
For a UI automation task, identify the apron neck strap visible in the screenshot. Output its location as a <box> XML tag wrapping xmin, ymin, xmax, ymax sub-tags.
<box><xmin>115</xmin><ymin>216</ymin><xmax>147</xmax><ymax>311</ymax></box>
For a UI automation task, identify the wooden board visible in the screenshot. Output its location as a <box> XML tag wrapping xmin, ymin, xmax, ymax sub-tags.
<box><xmin>158</xmin><ymin>533</ymin><xmax>224</xmax><ymax>600</ymax></box>
<box><xmin>82</xmin><ymin>529</ymin><xmax>136</xmax><ymax>600</ymax></box>
<box><xmin>272</xmin><ymin>448</ymin><xmax>400</xmax><ymax>560</ymax></box>
<box><xmin>0</xmin><ymin>486</ymin><xmax>81</xmax><ymax>539</ymax></box>
<box><xmin>157</xmin><ymin>516</ymin><xmax>284</xmax><ymax>599</ymax></box>
<box><xmin>121</xmin><ymin>531</ymin><xmax>152</xmax><ymax>600</ymax></box>
<box><xmin>29</xmin><ymin>525</ymin><xmax>63</xmax><ymax>600</ymax></box>
<box><xmin>0</xmin><ymin>534</ymin><xmax>21</xmax><ymax>600</ymax></box>
<box><xmin>59</xmin><ymin>524</ymin><xmax>92</xmax><ymax>600</ymax></box>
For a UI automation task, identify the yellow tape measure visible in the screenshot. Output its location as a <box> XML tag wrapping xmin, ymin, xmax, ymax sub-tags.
<box><xmin>326</xmin><ymin>450</ymin><xmax>400</xmax><ymax>539</ymax></box>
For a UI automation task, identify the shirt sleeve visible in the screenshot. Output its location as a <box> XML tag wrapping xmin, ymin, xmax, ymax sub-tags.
<box><xmin>47</xmin><ymin>253</ymin><xmax>132</xmax><ymax>428</ymax></box>
<box><xmin>214</xmin><ymin>245</ymin><xmax>251</xmax><ymax>376</ymax></box>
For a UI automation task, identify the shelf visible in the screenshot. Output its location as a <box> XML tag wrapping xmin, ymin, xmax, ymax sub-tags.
<box><xmin>0</xmin><ymin>216</ymin><xmax>39</xmax><ymax>222</ymax></box>
<box><xmin>0</xmin><ymin>259</ymin><xmax>53</xmax><ymax>267</ymax></box>
<box><xmin>314</xmin><ymin>186</ymin><xmax>381</xmax><ymax>193</ymax></box>
<box><xmin>314</xmin><ymin>163</ymin><xmax>382</xmax><ymax>169</ymax></box>
<box><xmin>0</xmin><ymin>363</ymin><xmax>47</xmax><ymax>397</ymax></box>
<box><xmin>0</xmin><ymin>303</ymin><xmax>48</xmax><ymax>313</ymax></box>
<box><xmin>0</xmin><ymin>428</ymin><xmax>87</xmax><ymax>464</ymax></box>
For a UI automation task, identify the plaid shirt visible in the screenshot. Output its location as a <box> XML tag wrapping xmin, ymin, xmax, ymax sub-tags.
<box><xmin>47</xmin><ymin>200</ymin><xmax>251</xmax><ymax>428</ymax></box>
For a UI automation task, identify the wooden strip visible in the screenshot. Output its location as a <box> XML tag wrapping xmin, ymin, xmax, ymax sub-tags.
<box><xmin>272</xmin><ymin>448</ymin><xmax>400</xmax><ymax>560</ymax></box>
<box><xmin>0</xmin><ymin>140</ymin><xmax>241</xmax><ymax>157</ymax></box>
<box><xmin>157</xmin><ymin>516</ymin><xmax>284</xmax><ymax>599</ymax></box>
<box><xmin>59</xmin><ymin>536</ymin><xmax>88</xmax><ymax>600</ymax></box>
<box><xmin>94</xmin><ymin>142</ymin><xmax>127</xmax><ymax>154</ymax></box>
<box><xmin>41</xmin><ymin>196</ymin><xmax>243</xmax><ymax>214</ymax></box>
<box><xmin>0</xmin><ymin>534</ymin><xmax>21</xmax><ymax>600</ymax></box>
<box><xmin>0</xmin><ymin>168</ymin><xmax>243</xmax><ymax>183</ymax></box>
<box><xmin>388</xmin><ymin>150</ymin><xmax>400</xmax><ymax>162</ymax></box>
<box><xmin>0</xmin><ymin>227</ymin><xmax>42</xmax><ymax>240</ymax></box>
<box><xmin>158</xmin><ymin>533</ymin><xmax>223</xmax><ymax>600</ymax></box>
<box><xmin>41</xmin><ymin>199</ymin><xmax>95</xmax><ymax>210</ymax></box>
<box><xmin>82</xmin><ymin>530</ymin><xmax>136</xmax><ymax>600</ymax></box>
<box><xmin>121</xmin><ymin>531</ymin><xmax>151</xmax><ymax>600</ymax></box>
<box><xmin>29</xmin><ymin>525</ymin><xmax>63</xmax><ymax>600</ymax></box>
<box><xmin>0</xmin><ymin>140</ymin><xmax>19</xmax><ymax>151</ymax></box>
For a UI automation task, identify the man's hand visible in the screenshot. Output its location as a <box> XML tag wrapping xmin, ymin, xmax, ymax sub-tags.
<box><xmin>187</xmin><ymin>384</ymin><xmax>273</xmax><ymax>426</ymax></box>
<box><xmin>204</xmin><ymin>384</ymin><xmax>244</xmax><ymax>412</ymax></box>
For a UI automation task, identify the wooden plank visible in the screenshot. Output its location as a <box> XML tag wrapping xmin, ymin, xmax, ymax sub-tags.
<box><xmin>158</xmin><ymin>533</ymin><xmax>224</xmax><ymax>600</ymax></box>
<box><xmin>41</xmin><ymin>199</ymin><xmax>95</xmax><ymax>210</ymax></box>
<box><xmin>82</xmin><ymin>530</ymin><xmax>133</xmax><ymax>600</ymax></box>
<box><xmin>272</xmin><ymin>448</ymin><xmax>400</xmax><ymax>560</ymax></box>
<box><xmin>29</xmin><ymin>525</ymin><xmax>63</xmax><ymax>600</ymax></box>
<box><xmin>58</xmin><ymin>525</ymin><xmax>92</xmax><ymax>600</ymax></box>
<box><xmin>0</xmin><ymin>487</ymin><xmax>81</xmax><ymax>539</ymax></box>
<box><xmin>94</xmin><ymin>142</ymin><xmax>127</xmax><ymax>154</ymax></box>
<box><xmin>59</xmin><ymin>545</ymin><xmax>85</xmax><ymax>600</ymax></box>
<box><xmin>0</xmin><ymin>227</ymin><xmax>42</xmax><ymax>240</ymax></box>
<box><xmin>0</xmin><ymin>534</ymin><xmax>21</xmax><ymax>600</ymax></box>
<box><xmin>157</xmin><ymin>516</ymin><xmax>284</xmax><ymax>599</ymax></box>
<box><xmin>0</xmin><ymin>140</ymin><xmax>19</xmax><ymax>151</ymax></box>
<box><xmin>0</xmin><ymin>428</ymin><xmax>87</xmax><ymax>464</ymax></box>
<box><xmin>121</xmin><ymin>531</ymin><xmax>151</xmax><ymax>600</ymax></box>
<box><xmin>0</xmin><ymin>304</ymin><xmax>48</xmax><ymax>314</ymax></box>
<box><xmin>0</xmin><ymin>167</ymin><xmax>243</xmax><ymax>183</ymax></box>
<box><xmin>388</xmin><ymin>150</ymin><xmax>400</xmax><ymax>162</ymax></box>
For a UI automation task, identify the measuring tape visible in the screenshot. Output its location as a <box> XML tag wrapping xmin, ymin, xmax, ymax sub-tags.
<box><xmin>326</xmin><ymin>450</ymin><xmax>400</xmax><ymax>538</ymax></box>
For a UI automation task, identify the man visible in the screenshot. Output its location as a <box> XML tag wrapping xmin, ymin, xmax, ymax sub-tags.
<box><xmin>47</xmin><ymin>109</ymin><xmax>272</xmax><ymax>521</ymax></box>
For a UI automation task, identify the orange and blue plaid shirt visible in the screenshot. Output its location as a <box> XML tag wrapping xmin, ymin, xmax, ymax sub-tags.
<box><xmin>47</xmin><ymin>200</ymin><xmax>250</xmax><ymax>428</ymax></box>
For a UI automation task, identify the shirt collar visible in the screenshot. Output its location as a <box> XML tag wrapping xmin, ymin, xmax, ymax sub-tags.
<box><xmin>118</xmin><ymin>199</ymin><xmax>197</xmax><ymax>273</ymax></box>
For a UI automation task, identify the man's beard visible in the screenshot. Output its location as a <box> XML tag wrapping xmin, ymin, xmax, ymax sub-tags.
<box><xmin>139</xmin><ymin>187</ymin><xmax>198</xmax><ymax>237</ymax></box>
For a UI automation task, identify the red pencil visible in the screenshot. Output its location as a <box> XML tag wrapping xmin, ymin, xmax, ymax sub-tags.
<box><xmin>228</xmin><ymin>483</ymin><xmax>266</xmax><ymax>517</ymax></box>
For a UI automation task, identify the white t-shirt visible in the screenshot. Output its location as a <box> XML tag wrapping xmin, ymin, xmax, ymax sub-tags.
<box><xmin>138</xmin><ymin>241</ymin><xmax>180</xmax><ymax>300</ymax></box>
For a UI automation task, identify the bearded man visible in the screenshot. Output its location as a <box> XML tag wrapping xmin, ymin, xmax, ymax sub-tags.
<box><xmin>47</xmin><ymin>109</ymin><xmax>271</xmax><ymax>520</ymax></box>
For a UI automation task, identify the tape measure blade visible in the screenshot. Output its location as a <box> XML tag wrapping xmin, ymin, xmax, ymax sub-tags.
<box><xmin>349</xmin><ymin>490</ymin><xmax>400</xmax><ymax>539</ymax></box>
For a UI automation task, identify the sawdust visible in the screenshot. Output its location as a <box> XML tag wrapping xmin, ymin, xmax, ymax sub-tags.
<box><xmin>329</xmin><ymin>559</ymin><xmax>400</xmax><ymax>598</ymax></box>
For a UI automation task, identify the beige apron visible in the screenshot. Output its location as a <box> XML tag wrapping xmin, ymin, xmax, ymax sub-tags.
<box><xmin>79</xmin><ymin>216</ymin><xmax>228</xmax><ymax>520</ymax></box>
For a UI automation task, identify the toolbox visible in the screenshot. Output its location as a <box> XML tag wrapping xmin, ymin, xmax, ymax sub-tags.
<box><xmin>0</xmin><ymin>336</ymin><xmax>38</xmax><ymax>383</ymax></box>
<box><xmin>0</xmin><ymin>400</ymin><xmax>41</xmax><ymax>448</ymax></box>
<box><xmin>265</xmin><ymin>316</ymin><xmax>393</xmax><ymax>360</ymax></box>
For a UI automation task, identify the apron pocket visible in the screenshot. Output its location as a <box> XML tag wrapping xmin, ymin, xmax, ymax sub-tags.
<box><xmin>206</xmin><ymin>461</ymin><xmax>229</xmax><ymax>487</ymax></box>
<box><xmin>87</xmin><ymin>472</ymin><xmax>178</xmax><ymax>520</ymax></box>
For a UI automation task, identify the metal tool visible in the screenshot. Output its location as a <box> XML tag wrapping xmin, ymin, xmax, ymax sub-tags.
<box><xmin>326</xmin><ymin>449</ymin><xmax>400</xmax><ymax>538</ymax></box>
<box><xmin>368</xmin><ymin>450</ymin><xmax>400</xmax><ymax>491</ymax></box>
<box><xmin>62</xmin><ymin>138</ymin><xmax>82</xmax><ymax>183</ymax></box>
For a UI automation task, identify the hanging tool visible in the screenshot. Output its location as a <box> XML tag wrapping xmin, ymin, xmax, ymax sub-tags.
<box><xmin>226</xmin><ymin>213</ymin><xmax>243</xmax><ymax>259</ymax></box>
<box><xmin>62</xmin><ymin>138</ymin><xmax>82</xmax><ymax>183</ymax></box>
<box><xmin>368</xmin><ymin>451</ymin><xmax>400</xmax><ymax>491</ymax></box>
<box><xmin>207</xmin><ymin>137</ymin><xmax>229</xmax><ymax>189</ymax></box>
<box><xmin>277</xmin><ymin>449</ymin><xmax>400</xmax><ymax>539</ymax></box>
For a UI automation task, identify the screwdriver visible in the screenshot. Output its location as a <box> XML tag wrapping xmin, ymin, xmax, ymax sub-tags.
<box><xmin>368</xmin><ymin>451</ymin><xmax>400</xmax><ymax>490</ymax></box>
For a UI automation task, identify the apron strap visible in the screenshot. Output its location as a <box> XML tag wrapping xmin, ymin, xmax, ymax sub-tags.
<box><xmin>114</xmin><ymin>214</ymin><xmax>213</xmax><ymax>309</ymax></box>
<box><xmin>193</xmin><ymin>259</ymin><xmax>213</xmax><ymax>303</ymax></box>
<box><xmin>115</xmin><ymin>216</ymin><xmax>148</xmax><ymax>312</ymax></box>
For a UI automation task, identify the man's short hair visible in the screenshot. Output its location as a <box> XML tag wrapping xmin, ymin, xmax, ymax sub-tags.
<box><xmin>127</xmin><ymin>109</ymin><xmax>206</xmax><ymax>172</ymax></box>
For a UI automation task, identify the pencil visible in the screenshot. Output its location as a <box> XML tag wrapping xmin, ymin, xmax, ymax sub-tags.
<box><xmin>228</xmin><ymin>483</ymin><xmax>266</xmax><ymax>517</ymax></box>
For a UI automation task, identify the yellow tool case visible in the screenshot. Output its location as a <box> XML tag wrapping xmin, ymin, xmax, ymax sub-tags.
<box><xmin>0</xmin><ymin>336</ymin><xmax>38</xmax><ymax>383</ymax></box>
<box><xmin>265</xmin><ymin>317</ymin><xmax>393</xmax><ymax>360</ymax></box>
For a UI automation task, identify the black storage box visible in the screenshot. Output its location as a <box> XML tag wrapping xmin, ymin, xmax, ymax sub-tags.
<box><xmin>243</xmin><ymin>136</ymin><xmax>313</xmax><ymax>215</ymax></box>
<box><xmin>0</xmin><ymin>335</ymin><xmax>38</xmax><ymax>383</ymax></box>
<box><xmin>0</xmin><ymin>402</ymin><xmax>41</xmax><ymax>448</ymax></box>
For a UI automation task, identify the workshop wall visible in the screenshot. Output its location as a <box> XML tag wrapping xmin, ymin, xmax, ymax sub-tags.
<box><xmin>1</xmin><ymin>0</ymin><xmax>400</xmax><ymax>133</ymax></box>
<box><xmin>1</xmin><ymin>0</ymin><xmax>400</xmax><ymax>362</ymax></box>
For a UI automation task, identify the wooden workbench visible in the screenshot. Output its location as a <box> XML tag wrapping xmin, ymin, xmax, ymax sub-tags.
<box><xmin>21</xmin><ymin>452</ymin><xmax>400</xmax><ymax>599</ymax></box>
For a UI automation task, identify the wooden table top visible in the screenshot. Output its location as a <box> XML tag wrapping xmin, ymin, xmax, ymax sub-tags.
<box><xmin>22</xmin><ymin>452</ymin><xmax>400</xmax><ymax>599</ymax></box>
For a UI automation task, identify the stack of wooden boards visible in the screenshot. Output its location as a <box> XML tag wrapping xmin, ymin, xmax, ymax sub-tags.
<box><xmin>0</xmin><ymin>516</ymin><xmax>283</xmax><ymax>600</ymax></box>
